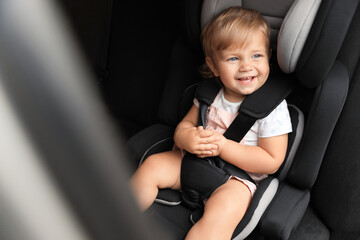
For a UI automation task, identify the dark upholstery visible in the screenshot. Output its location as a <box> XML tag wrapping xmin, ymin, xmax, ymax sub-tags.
<box><xmin>289</xmin><ymin>0</ymin><xmax>360</xmax><ymax>239</ymax></box>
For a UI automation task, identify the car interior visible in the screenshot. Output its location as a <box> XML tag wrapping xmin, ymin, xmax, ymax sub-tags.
<box><xmin>0</xmin><ymin>0</ymin><xmax>359</xmax><ymax>239</ymax></box>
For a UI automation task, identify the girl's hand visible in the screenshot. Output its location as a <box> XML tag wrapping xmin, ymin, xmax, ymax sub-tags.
<box><xmin>195</xmin><ymin>128</ymin><xmax>227</xmax><ymax>158</ymax></box>
<box><xmin>196</xmin><ymin>130</ymin><xmax>227</xmax><ymax>158</ymax></box>
<box><xmin>176</xmin><ymin>126</ymin><xmax>219</xmax><ymax>156</ymax></box>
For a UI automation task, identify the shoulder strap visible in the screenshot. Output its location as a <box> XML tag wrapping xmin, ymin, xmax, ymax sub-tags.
<box><xmin>195</xmin><ymin>72</ymin><xmax>296</xmax><ymax>142</ymax></box>
<box><xmin>225</xmin><ymin>72</ymin><xmax>296</xmax><ymax>142</ymax></box>
<box><xmin>194</xmin><ymin>78</ymin><xmax>221</xmax><ymax>105</ymax></box>
<box><xmin>194</xmin><ymin>78</ymin><xmax>221</xmax><ymax>126</ymax></box>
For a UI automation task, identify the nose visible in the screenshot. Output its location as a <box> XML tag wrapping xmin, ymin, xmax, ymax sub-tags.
<box><xmin>239</xmin><ymin>60</ymin><xmax>253</xmax><ymax>72</ymax></box>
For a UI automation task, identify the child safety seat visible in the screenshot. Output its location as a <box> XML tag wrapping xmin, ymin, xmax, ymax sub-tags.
<box><xmin>127</xmin><ymin>0</ymin><xmax>354</xmax><ymax>239</ymax></box>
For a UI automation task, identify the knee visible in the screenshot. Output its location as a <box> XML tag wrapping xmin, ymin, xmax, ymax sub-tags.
<box><xmin>207</xmin><ymin>184</ymin><xmax>252</xmax><ymax>220</ymax></box>
<box><xmin>142</xmin><ymin>153</ymin><xmax>164</xmax><ymax>169</ymax></box>
<box><xmin>134</xmin><ymin>151</ymin><xmax>181</xmax><ymax>190</ymax></box>
<box><xmin>137</xmin><ymin>153</ymin><xmax>170</xmax><ymax>179</ymax></box>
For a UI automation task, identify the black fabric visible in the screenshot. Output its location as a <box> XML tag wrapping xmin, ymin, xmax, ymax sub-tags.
<box><xmin>240</xmin><ymin>70</ymin><xmax>296</xmax><ymax>118</ymax></box>
<box><xmin>103</xmin><ymin>1</ymin><xmax>184</xmax><ymax>137</ymax></box>
<box><xmin>194</xmin><ymin>79</ymin><xmax>221</xmax><ymax>126</ymax></box>
<box><xmin>259</xmin><ymin>183</ymin><xmax>310</xmax><ymax>240</ymax></box>
<box><xmin>289</xmin><ymin>208</ymin><xmax>330</xmax><ymax>240</ymax></box>
<box><xmin>194</xmin><ymin>78</ymin><xmax>221</xmax><ymax>106</ymax></box>
<box><xmin>156</xmin><ymin>189</ymin><xmax>182</xmax><ymax>205</ymax></box>
<box><xmin>224</xmin><ymin>111</ymin><xmax>258</xmax><ymax>143</ymax></box>
<box><xmin>146</xmin><ymin>202</ymin><xmax>193</xmax><ymax>240</ymax></box>
<box><xmin>197</xmin><ymin>103</ymin><xmax>209</xmax><ymax>127</ymax></box>
<box><xmin>158</xmin><ymin>37</ymin><xmax>204</xmax><ymax>127</ymax></box>
<box><xmin>180</xmin><ymin>84</ymin><xmax>198</xmax><ymax>122</ymax></box>
<box><xmin>312</xmin><ymin>62</ymin><xmax>360</xmax><ymax>234</ymax></box>
<box><xmin>309</xmin><ymin>7</ymin><xmax>360</xmax><ymax>236</ymax></box>
<box><xmin>287</xmin><ymin>61</ymin><xmax>349</xmax><ymax>189</ymax></box>
<box><xmin>181</xmin><ymin>153</ymin><xmax>254</xmax><ymax>209</ymax></box>
<box><xmin>158</xmin><ymin>0</ymin><xmax>204</xmax><ymax>127</ymax></box>
<box><xmin>126</xmin><ymin>124</ymin><xmax>174</xmax><ymax>172</ymax></box>
<box><xmin>182</xmin><ymin>0</ymin><xmax>203</xmax><ymax>52</ymax></box>
<box><xmin>337</xmin><ymin>3</ymin><xmax>360</xmax><ymax>81</ymax></box>
<box><xmin>330</xmin><ymin>232</ymin><xmax>360</xmax><ymax>240</ymax></box>
<box><xmin>296</xmin><ymin>0</ymin><xmax>359</xmax><ymax>88</ymax></box>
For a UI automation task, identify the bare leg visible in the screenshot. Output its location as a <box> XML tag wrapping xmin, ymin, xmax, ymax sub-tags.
<box><xmin>185</xmin><ymin>179</ymin><xmax>252</xmax><ymax>240</ymax></box>
<box><xmin>130</xmin><ymin>150</ymin><xmax>182</xmax><ymax>211</ymax></box>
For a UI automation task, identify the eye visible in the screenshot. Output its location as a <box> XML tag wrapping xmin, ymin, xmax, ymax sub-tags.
<box><xmin>252</xmin><ymin>54</ymin><xmax>262</xmax><ymax>59</ymax></box>
<box><xmin>227</xmin><ymin>57</ymin><xmax>238</xmax><ymax>61</ymax></box>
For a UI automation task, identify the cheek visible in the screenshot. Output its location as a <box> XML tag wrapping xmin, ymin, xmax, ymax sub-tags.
<box><xmin>264</xmin><ymin>70</ymin><xmax>270</xmax><ymax>80</ymax></box>
<box><xmin>260</xmin><ymin>65</ymin><xmax>270</xmax><ymax>79</ymax></box>
<box><xmin>219</xmin><ymin>68</ymin><xmax>235</xmax><ymax>81</ymax></box>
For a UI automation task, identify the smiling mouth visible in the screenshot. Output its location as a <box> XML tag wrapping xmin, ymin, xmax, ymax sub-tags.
<box><xmin>237</xmin><ymin>76</ymin><xmax>255</xmax><ymax>84</ymax></box>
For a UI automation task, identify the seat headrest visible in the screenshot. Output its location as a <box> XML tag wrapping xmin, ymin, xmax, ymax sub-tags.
<box><xmin>201</xmin><ymin>0</ymin><xmax>322</xmax><ymax>74</ymax></box>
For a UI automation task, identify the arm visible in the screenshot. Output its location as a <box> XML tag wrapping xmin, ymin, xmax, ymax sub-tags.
<box><xmin>174</xmin><ymin>104</ymin><xmax>219</xmax><ymax>156</ymax></box>
<box><xmin>214</xmin><ymin>133</ymin><xmax>288</xmax><ymax>174</ymax></box>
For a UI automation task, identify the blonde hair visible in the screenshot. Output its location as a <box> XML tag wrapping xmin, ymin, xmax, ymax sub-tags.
<box><xmin>200</xmin><ymin>7</ymin><xmax>270</xmax><ymax>78</ymax></box>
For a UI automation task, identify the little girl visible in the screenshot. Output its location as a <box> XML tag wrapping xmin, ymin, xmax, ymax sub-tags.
<box><xmin>131</xmin><ymin>7</ymin><xmax>292</xmax><ymax>239</ymax></box>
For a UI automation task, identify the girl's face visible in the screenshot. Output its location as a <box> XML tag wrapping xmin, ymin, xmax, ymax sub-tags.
<box><xmin>206</xmin><ymin>30</ymin><xmax>270</xmax><ymax>102</ymax></box>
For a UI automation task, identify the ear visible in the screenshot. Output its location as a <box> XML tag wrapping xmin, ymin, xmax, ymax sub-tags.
<box><xmin>205</xmin><ymin>57</ymin><xmax>219</xmax><ymax>77</ymax></box>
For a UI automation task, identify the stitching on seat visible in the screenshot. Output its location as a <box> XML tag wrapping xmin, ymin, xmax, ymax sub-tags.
<box><xmin>139</xmin><ymin>137</ymin><xmax>173</xmax><ymax>166</ymax></box>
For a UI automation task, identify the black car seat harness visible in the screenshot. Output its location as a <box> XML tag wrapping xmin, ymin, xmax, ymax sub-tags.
<box><xmin>180</xmin><ymin>72</ymin><xmax>295</xmax><ymax>211</ymax></box>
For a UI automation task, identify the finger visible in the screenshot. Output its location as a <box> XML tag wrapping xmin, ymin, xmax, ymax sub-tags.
<box><xmin>197</xmin><ymin>126</ymin><xmax>204</xmax><ymax>131</ymax></box>
<box><xmin>195</xmin><ymin>150</ymin><xmax>212</xmax><ymax>157</ymax></box>
<box><xmin>191</xmin><ymin>144</ymin><xmax>215</xmax><ymax>154</ymax></box>
<box><xmin>196</xmin><ymin>143</ymin><xmax>218</xmax><ymax>152</ymax></box>
<box><xmin>199</xmin><ymin>135</ymin><xmax>221</xmax><ymax>144</ymax></box>
<box><xmin>198</xmin><ymin>129</ymin><xmax>215</xmax><ymax>138</ymax></box>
